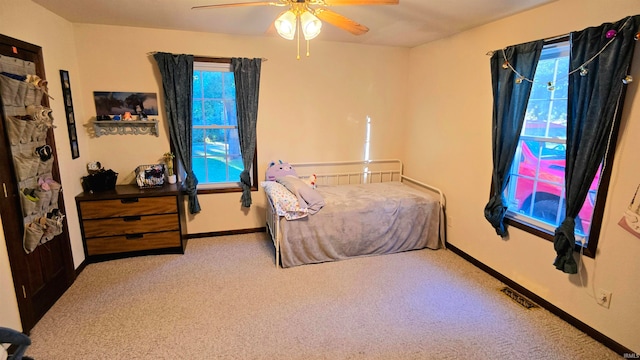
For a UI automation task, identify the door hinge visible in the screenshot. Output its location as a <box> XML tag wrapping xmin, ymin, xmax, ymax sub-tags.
<box><xmin>22</xmin><ymin>285</ymin><xmax>26</xmax><ymax>298</ymax></box>
<box><xmin>2</xmin><ymin>183</ymin><xmax>7</xmax><ymax>198</ymax></box>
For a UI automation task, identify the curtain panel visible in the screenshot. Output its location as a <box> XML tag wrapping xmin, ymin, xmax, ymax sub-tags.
<box><xmin>553</xmin><ymin>15</ymin><xmax>640</xmax><ymax>273</ymax></box>
<box><xmin>153</xmin><ymin>52</ymin><xmax>201</xmax><ymax>214</ymax></box>
<box><xmin>232</xmin><ymin>58</ymin><xmax>262</xmax><ymax>208</ymax></box>
<box><xmin>484</xmin><ymin>41</ymin><xmax>543</xmax><ymax>237</ymax></box>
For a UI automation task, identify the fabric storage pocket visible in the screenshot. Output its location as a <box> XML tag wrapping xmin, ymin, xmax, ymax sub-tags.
<box><xmin>5</xmin><ymin>116</ymin><xmax>26</xmax><ymax>146</ymax></box>
<box><xmin>47</xmin><ymin>180</ymin><xmax>61</xmax><ymax>209</ymax></box>
<box><xmin>34</xmin><ymin>189</ymin><xmax>52</xmax><ymax>214</ymax></box>
<box><xmin>32</xmin><ymin>107</ymin><xmax>52</xmax><ymax>142</ymax></box>
<box><xmin>13</xmin><ymin>153</ymin><xmax>39</xmax><ymax>181</ymax></box>
<box><xmin>23</xmin><ymin>220</ymin><xmax>44</xmax><ymax>253</ymax></box>
<box><xmin>19</xmin><ymin>189</ymin><xmax>39</xmax><ymax>217</ymax></box>
<box><xmin>37</xmin><ymin>156</ymin><xmax>54</xmax><ymax>176</ymax></box>
<box><xmin>20</xmin><ymin>119</ymin><xmax>37</xmax><ymax>144</ymax></box>
<box><xmin>32</xmin><ymin>124</ymin><xmax>49</xmax><ymax>142</ymax></box>
<box><xmin>42</xmin><ymin>217</ymin><xmax>63</xmax><ymax>243</ymax></box>
<box><xmin>24</xmin><ymin>84</ymin><xmax>43</xmax><ymax>106</ymax></box>
<box><xmin>0</xmin><ymin>74</ymin><xmax>27</xmax><ymax>107</ymax></box>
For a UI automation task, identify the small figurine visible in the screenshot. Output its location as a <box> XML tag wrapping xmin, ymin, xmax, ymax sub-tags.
<box><xmin>123</xmin><ymin>111</ymin><xmax>132</xmax><ymax>120</ymax></box>
<box><xmin>136</xmin><ymin>105</ymin><xmax>148</xmax><ymax>120</ymax></box>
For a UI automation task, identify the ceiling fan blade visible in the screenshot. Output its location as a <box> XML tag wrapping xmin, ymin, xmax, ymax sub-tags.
<box><xmin>314</xmin><ymin>8</ymin><xmax>369</xmax><ymax>35</ymax></box>
<box><xmin>320</xmin><ymin>0</ymin><xmax>399</xmax><ymax>5</ymax></box>
<box><xmin>191</xmin><ymin>1</ymin><xmax>281</xmax><ymax>10</ymax></box>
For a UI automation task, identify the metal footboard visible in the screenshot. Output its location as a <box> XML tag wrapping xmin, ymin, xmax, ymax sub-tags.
<box><xmin>265</xmin><ymin>192</ymin><xmax>282</xmax><ymax>267</ymax></box>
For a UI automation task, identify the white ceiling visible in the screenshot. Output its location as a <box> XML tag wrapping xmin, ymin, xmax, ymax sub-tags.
<box><xmin>32</xmin><ymin>0</ymin><xmax>554</xmax><ymax>48</ymax></box>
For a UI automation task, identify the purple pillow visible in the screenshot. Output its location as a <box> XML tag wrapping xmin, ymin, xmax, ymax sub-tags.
<box><xmin>266</xmin><ymin>160</ymin><xmax>297</xmax><ymax>181</ymax></box>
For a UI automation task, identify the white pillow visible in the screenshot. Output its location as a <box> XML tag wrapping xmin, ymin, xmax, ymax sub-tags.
<box><xmin>261</xmin><ymin>181</ymin><xmax>308</xmax><ymax>220</ymax></box>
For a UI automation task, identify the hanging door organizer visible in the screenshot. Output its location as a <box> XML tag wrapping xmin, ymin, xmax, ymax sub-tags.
<box><xmin>0</xmin><ymin>54</ymin><xmax>64</xmax><ymax>254</ymax></box>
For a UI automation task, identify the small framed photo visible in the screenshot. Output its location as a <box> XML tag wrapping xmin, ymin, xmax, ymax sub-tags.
<box><xmin>60</xmin><ymin>70</ymin><xmax>79</xmax><ymax>159</ymax></box>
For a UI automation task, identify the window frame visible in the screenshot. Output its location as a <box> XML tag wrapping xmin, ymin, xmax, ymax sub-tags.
<box><xmin>501</xmin><ymin>36</ymin><xmax>623</xmax><ymax>259</ymax></box>
<box><xmin>192</xmin><ymin>57</ymin><xmax>258</xmax><ymax>195</ymax></box>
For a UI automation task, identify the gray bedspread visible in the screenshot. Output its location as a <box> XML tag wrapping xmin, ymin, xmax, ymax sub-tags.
<box><xmin>279</xmin><ymin>181</ymin><xmax>441</xmax><ymax>268</ymax></box>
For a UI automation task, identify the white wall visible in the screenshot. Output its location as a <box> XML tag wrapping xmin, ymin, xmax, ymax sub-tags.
<box><xmin>0</xmin><ymin>220</ymin><xmax>21</xmax><ymax>332</ymax></box>
<box><xmin>71</xmin><ymin>24</ymin><xmax>410</xmax><ymax>233</ymax></box>
<box><xmin>404</xmin><ymin>0</ymin><xmax>640</xmax><ymax>352</ymax></box>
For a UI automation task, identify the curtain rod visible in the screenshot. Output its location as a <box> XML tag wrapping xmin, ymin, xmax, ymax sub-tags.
<box><xmin>486</xmin><ymin>33</ymin><xmax>569</xmax><ymax>56</ymax></box>
<box><xmin>146</xmin><ymin>51</ymin><xmax>267</xmax><ymax>62</ymax></box>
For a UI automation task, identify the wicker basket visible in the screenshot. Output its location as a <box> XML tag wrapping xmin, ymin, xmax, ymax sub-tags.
<box><xmin>135</xmin><ymin>164</ymin><xmax>165</xmax><ymax>189</ymax></box>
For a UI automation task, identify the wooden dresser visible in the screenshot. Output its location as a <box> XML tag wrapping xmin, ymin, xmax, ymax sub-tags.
<box><xmin>75</xmin><ymin>184</ymin><xmax>186</xmax><ymax>262</ymax></box>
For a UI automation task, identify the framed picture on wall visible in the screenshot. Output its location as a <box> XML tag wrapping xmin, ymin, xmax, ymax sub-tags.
<box><xmin>60</xmin><ymin>70</ymin><xmax>79</xmax><ymax>159</ymax></box>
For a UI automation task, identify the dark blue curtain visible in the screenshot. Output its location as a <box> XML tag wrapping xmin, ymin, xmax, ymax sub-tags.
<box><xmin>232</xmin><ymin>58</ymin><xmax>262</xmax><ymax>208</ymax></box>
<box><xmin>153</xmin><ymin>52</ymin><xmax>201</xmax><ymax>214</ymax></box>
<box><xmin>553</xmin><ymin>16</ymin><xmax>640</xmax><ymax>273</ymax></box>
<box><xmin>484</xmin><ymin>41</ymin><xmax>543</xmax><ymax>237</ymax></box>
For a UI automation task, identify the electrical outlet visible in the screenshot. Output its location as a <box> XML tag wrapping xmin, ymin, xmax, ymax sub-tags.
<box><xmin>447</xmin><ymin>215</ymin><xmax>453</xmax><ymax>228</ymax></box>
<box><xmin>597</xmin><ymin>289</ymin><xmax>612</xmax><ymax>309</ymax></box>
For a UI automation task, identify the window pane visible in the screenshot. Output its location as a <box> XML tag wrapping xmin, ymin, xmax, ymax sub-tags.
<box><xmin>223</xmin><ymin>72</ymin><xmax>235</xmax><ymax>98</ymax></box>
<box><xmin>192</xmin><ymin>63</ymin><xmax>244</xmax><ymax>187</ymax></box>
<box><xmin>504</xmin><ymin>40</ymin><xmax>598</xmax><ymax>241</ymax></box>
<box><xmin>192</xmin><ymin>100</ymin><xmax>204</xmax><ymax>126</ymax></box>
<box><xmin>227</xmin><ymin>128</ymin><xmax>243</xmax><ymax>182</ymax></box>
<box><xmin>193</xmin><ymin>156</ymin><xmax>206</xmax><ymax>184</ymax></box>
<box><xmin>191</xmin><ymin>128</ymin><xmax>243</xmax><ymax>183</ymax></box>
<box><xmin>227</xmin><ymin>128</ymin><xmax>241</xmax><ymax>161</ymax></box>
<box><xmin>193</xmin><ymin>71</ymin><xmax>203</xmax><ymax>98</ymax></box>
<box><xmin>508</xmin><ymin>140</ymin><xmax>565</xmax><ymax>209</ymax></box>
<box><xmin>203</xmin><ymin>72</ymin><xmax>223</xmax><ymax>98</ymax></box>
<box><xmin>192</xmin><ymin>127</ymin><xmax>206</xmax><ymax>145</ymax></box>
<box><xmin>204</xmin><ymin>100</ymin><xmax>225</xmax><ymax>126</ymax></box>
<box><xmin>226</xmin><ymin>99</ymin><xmax>237</xmax><ymax>127</ymax></box>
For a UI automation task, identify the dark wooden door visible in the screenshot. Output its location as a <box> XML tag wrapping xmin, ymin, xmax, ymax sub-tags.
<box><xmin>0</xmin><ymin>34</ymin><xmax>75</xmax><ymax>333</ymax></box>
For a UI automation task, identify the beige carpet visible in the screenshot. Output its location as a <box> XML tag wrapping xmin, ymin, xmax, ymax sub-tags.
<box><xmin>25</xmin><ymin>233</ymin><xmax>620</xmax><ymax>359</ymax></box>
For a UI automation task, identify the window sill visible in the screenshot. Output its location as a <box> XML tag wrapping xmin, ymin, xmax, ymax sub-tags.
<box><xmin>194</xmin><ymin>183</ymin><xmax>258</xmax><ymax>195</ymax></box>
<box><xmin>504</xmin><ymin>214</ymin><xmax>594</xmax><ymax>258</ymax></box>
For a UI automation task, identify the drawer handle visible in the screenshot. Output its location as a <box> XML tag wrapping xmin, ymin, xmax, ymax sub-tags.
<box><xmin>123</xmin><ymin>216</ymin><xmax>141</xmax><ymax>222</ymax></box>
<box><xmin>121</xmin><ymin>198</ymin><xmax>139</xmax><ymax>204</ymax></box>
<box><xmin>126</xmin><ymin>234</ymin><xmax>144</xmax><ymax>240</ymax></box>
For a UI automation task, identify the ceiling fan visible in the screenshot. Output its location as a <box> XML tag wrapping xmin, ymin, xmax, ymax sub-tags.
<box><xmin>192</xmin><ymin>0</ymin><xmax>399</xmax><ymax>58</ymax></box>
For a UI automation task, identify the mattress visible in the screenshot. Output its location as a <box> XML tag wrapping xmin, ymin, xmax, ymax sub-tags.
<box><xmin>278</xmin><ymin>181</ymin><xmax>440</xmax><ymax>267</ymax></box>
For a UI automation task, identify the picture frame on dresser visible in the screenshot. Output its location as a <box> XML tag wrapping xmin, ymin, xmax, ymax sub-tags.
<box><xmin>60</xmin><ymin>69</ymin><xmax>79</xmax><ymax>159</ymax></box>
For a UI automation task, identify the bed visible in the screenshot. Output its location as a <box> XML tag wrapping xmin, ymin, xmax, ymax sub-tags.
<box><xmin>263</xmin><ymin>159</ymin><xmax>446</xmax><ymax>268</ymax></box>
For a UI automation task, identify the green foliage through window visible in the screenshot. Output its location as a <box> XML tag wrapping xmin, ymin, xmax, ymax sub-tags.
<box><xmin>192</xmin><ymin>64</ymin><xmax>243</xmax><ymax>185</ymax></box>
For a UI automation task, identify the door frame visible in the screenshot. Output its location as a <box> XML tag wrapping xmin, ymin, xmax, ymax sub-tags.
<box><xmin>0</xmin><ymin>33</ymin><xmax>76</xmax><ymax>333</ymax></box>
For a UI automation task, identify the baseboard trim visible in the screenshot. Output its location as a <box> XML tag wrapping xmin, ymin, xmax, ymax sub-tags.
<box><xmin>187</xmin><ymin>227</ymin><xmax>266</xmax><ymax>239</ymax></box>
<box><xmin>446</xmin><ymin>243</ymin><xmax>632</xmax><ymax>356</ymax></box>
<box><xmin>75</xmin><ymin>259</ymin><xmax>88</xmax><ymax>278</ymax></box>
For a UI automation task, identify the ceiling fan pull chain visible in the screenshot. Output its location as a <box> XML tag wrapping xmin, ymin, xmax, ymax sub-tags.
<box><xmin>296</xmin><ymin>15</ymin><xmax>301</xmax><ymax>60</ymax></box>
<box><xmin>306</xmin><ymin>40</ymin><xmax>310</xmax><ymax>57</ymax></box>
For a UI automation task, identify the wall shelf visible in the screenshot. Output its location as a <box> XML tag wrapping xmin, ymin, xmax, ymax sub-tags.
<box><xmin>93</xmin><ymin>120</ymin><xmax>159</xmax><ymax>137</ymax></box>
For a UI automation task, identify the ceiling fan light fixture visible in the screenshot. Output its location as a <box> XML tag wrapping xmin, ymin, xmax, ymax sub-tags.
<box><xmin>300</xmin><ymin>11</ymin><xmax>322</xmax><ymax>40</ymax></box>
<box><xmin>275</xmin><ymin>10</ymin><xmax>297</xmax><ymax>40</ymax></box>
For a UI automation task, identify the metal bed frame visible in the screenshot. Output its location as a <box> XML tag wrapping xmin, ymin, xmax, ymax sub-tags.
<box><xmin>264</xmin><ymin>159</ymin><xmax>446</xmax><ymax>268</ymax></box>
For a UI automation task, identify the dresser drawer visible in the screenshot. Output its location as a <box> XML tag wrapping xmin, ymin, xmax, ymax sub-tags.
<box><xmin>86</xmin><ymin>231</ymin><xmax>182</xmax><ymax>255</ymax></box>
<box><xmin>76</xmin><ymin>184</ymin><xmax>186</xmax><ymax>261</ymax></box>
<box><xmin>82</xmin><ymin>214</ymin><xmax>179</xmax><ymax>238</ymax></box>
<box><xmin>79</xmin><ymin>196</ymin><xmax>177</xmax><ymax>219</ymax></box>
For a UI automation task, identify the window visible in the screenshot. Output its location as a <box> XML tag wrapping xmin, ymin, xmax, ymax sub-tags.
<box><xmin>503</xmin><ymin>39</ymin><xmax>611</xmax><ymax>258</ymax></box>
<box><xmin>192</xmin><ymin>59</ymin><xmax>254</xmax><ymax>191</ymax></box>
